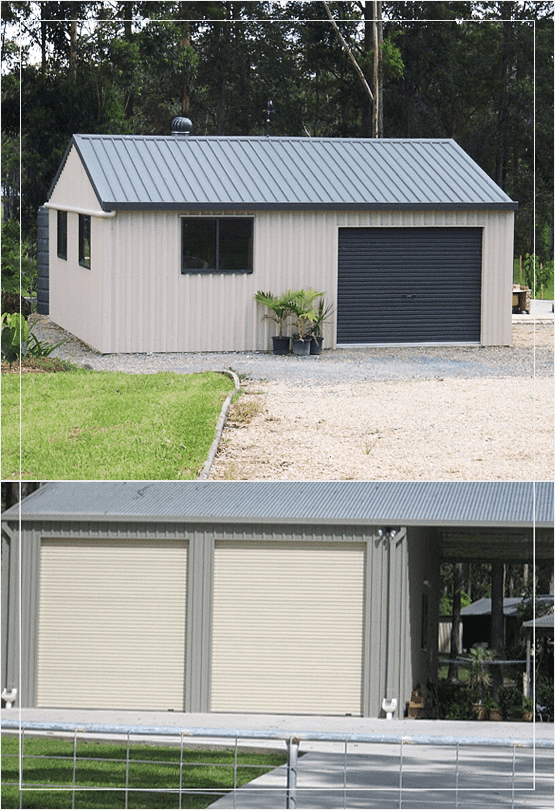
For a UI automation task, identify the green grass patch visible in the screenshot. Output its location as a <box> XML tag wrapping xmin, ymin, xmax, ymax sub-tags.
<box><xmin>1</xmin><ymin>370</ymin><xmax>234</xmax><ymax>480</ymax></box>
<box><xmin>1</xmin><ymin>736</ymin><xmax>286</xmax><ymax>809</ymax></box>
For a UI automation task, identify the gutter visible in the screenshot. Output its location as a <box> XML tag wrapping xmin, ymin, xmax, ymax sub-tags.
<box><xmin>43</xmin><ymin>202</ymin><xmax>116</xmax><ymax>218</ymax></box>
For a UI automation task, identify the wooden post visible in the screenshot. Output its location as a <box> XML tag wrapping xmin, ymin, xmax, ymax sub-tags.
<box><xmin>448</xmin><ymin>563</ymin><xmax>463</xmax><ymax>682</ymax></box>
<box><xmin>519</xmin><ymin>255</ymin><xmax>522</xmax><ymax>283</ymax></box>
<box><xmin>491</xmin><ymin>562</ymin><xmax>504</xmax><ymax>695</ymax></box>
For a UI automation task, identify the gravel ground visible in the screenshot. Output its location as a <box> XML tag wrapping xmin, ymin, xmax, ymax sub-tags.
<box><xmin>26</xmin><ymin>315</ymin><xmax>554</xmax><ymax>481</ymax></box>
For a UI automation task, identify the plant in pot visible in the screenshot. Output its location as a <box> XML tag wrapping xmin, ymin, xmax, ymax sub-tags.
<box><xmin>469</xmin><ymin>646</ymin><xmax>494</xmax><ymax>720</ymax></box>
<box><xmin>486</xmin><ymin>699</ymin><xmax>503</xmax><ymax>722</ymax></box>
<box><xmin>522</xmin><ymin>697</ymin><xmax>534</xmax><ymax>722</ymax></box>
<box><xmin>289</xmin><ymin>288</ymin><xmax>323</xmax><ymax>357</ymax></box>
<box><xmin>309</xmin><ymin>297</ymin><xmax>334</xmax><ymax>355</ymax></box>
<box><xmin>254</xmin><ymin>290</ymin><xmax>295</xmax><ymax>355</ymax></box>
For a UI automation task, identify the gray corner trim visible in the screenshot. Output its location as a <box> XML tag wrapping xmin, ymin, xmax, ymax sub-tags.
<box><xmin>184</xmin><ymin>532</ymin><xmax>214</xmax><ymax>713</ymax></box>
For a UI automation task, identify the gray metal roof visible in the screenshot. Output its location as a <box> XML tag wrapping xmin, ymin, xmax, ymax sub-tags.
<box><xmin>2</xmin><ymin>482</ymin><xmax>552</xmax><ymax>527</ymax></box>
<box><xmin>48</xmin><ymin>135</ymin><xmax>517</xmax><ymax>212</ymax></box>
<box><xmin>523</xmin><ymin>614</ymin><xmax>554</xmax><ymax>630</ymax></box>
<box><xmin>461</xmin><ymin>596</ymin><xmax>554</xmax><ymax>618</ymax></box>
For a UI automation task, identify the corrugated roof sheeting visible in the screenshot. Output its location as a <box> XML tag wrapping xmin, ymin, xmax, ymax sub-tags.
<box><xmin>3</xmin><ymin>482</ymin><xmax>552</xmax><ymax>527</ymax></box>
<box><xmin>461</xmin><ymin>596</ymin><xmax>554</xmax><ymax>617</ymax></box>
<box><xmin>60</xmin><ymin>135</ymin><xmax>517</xmax><ymax>211</ymax></box>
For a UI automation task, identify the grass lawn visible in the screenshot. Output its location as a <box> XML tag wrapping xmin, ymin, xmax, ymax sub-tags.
<box><xmin>1</xmin><ymin>368</ymin><xmax>234</xmax><ymax>480</ymax></box>
<box><xmin>1</xmin><ymin>736</ymin><xmax>287</xmax><ymax>809</ymax></box>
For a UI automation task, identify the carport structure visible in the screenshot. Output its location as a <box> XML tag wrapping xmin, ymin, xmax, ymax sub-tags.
<box><xmin>2</xmin><ymin>481</ymin><xmax>552</xmax><ymax>718</ymax></box>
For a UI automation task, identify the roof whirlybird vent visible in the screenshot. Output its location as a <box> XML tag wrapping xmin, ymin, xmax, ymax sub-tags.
<box><xmin>171</xmin><ymin>116</ymin><xmax>193</xmax><ymax>136</ymax></box>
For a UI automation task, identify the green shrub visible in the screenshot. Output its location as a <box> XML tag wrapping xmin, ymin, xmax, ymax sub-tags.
<box><xmin>536</xmin><ymin>675</ymin><xmax>554</xmax><ymax>721</ymax></box>
<box><xmin>1</xmin><ymin>312</ymin><xmax>66</xmax><ymax>363</ymax></box>
<box><xmin>497</xmin><ymin>685</ymin><xmax>524</xmax><ymax>720</ymax></box>
<box><xmin>435</xmin><ymin>679</ymin><xmax>473</xmax><ymax>720</ymax></box>
<box><xmin>522</xmin><ymin>253</ymin><xmax>553</xmax><ymax>294</ymax></box>
<box><xmin>1</xmin><ymin>219</ymin><xmax>37</xmax><ymax>297</ymax></box>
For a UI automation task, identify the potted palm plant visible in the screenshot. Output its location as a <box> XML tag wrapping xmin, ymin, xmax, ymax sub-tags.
<box><xmin>309</xmin><ymin>297</ymin><xmax>334</xmax><ymax>355</ymax></box>
<box><xmin>469</xmin><ymin>646</ymin><xmax>494</xmax><ymax>720</ymax></box>
<box><xmin>254</xmin><ymin>290</ymin><xmax>295</xmax><ymax>355</ymax></box>
<box><xmin>289</xmin><ymin>288</ymin><xmax>323</xmax><ymax>357</ymax></box>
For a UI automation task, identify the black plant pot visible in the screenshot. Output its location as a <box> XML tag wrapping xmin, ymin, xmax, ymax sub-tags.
<box><xmin>272</xmin><ymin>335</ymin><xmax>290</xmax><ymax>355</ymax></box>
<box><xmin>291</xmin><ymin>337</ymin><xmax>312</xmax><ymax>357</ymax></box>
<box><xmin>310</xmin><ymin>335</ymin><xmax>323</xmax><ymax>355</ymax></box>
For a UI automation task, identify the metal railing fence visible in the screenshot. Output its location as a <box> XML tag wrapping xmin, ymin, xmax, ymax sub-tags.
<box><xmin>1</xmin><ymin>720</ymin><xmax>553</xmax><ymax>810</ymax></box>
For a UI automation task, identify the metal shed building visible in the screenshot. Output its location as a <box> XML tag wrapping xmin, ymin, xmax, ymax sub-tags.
<box><xmin>43</xmin><ymin>134</ymin><xmax>517</xmax><ymax>353</ymax></box>
<box><xmin>2</xmin><ymin>481</ymin><xmax>551</xmax><ymax>718</ymax></box>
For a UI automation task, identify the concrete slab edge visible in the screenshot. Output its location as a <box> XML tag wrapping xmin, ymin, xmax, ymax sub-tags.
<box><xmin>198</xmin><ymin>370</ymin><xmax>241</xmax><ymax>480</ymax></box>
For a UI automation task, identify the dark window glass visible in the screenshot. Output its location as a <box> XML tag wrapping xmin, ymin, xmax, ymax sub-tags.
<box><xmin>182</xmin><ymin>219</ymin><xmax>216</xmax><ymax>270</ymax></box>
<box><xmin>57</xmin><ymin>210</ymin><xmax>67</xmax><ymax>259</ymax></box>
<box><xmin>181</xmin><ymin>218</ymin><xmax>253</xmax><ymax>273</ymax></box>
<box><xmin>218</xmin><ymin>218</ymin><xmax>253</xmax><ymax>271</ymax></box>
<box><xmin>79</xmin><ymin>214</ymin><xmax>91</xmax><ymax>268</ymax></box>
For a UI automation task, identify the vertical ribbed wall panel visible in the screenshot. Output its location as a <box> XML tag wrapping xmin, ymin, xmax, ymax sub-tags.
<box><xmin>101</xmin><ymin>207</ymin><xmax>512</xmax><ymax>352</ymax></box>
<box><xmin>481</xmin><ymin>211</ymin><xmax>513</xmax><ymax>346</ymax></box>
<box><xmin>49</xmin><ymin>209</ymin><xmax>103</xmax><ymax>352</ymax></box>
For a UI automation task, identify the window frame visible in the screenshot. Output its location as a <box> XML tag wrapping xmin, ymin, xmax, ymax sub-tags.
<box><xmin>57</xmin><ymin>210</ymin><xmax>67</xmax><ymax>260</ymax></box>
<box><xmin>181</xmin><ymin>216</ymin><xmax>254</xmax><ymax>274</ymax></box>
<box><xmin>78</xmin><ymin>214</ymin><xmax>91</xmax><ymax>269</ymax></box>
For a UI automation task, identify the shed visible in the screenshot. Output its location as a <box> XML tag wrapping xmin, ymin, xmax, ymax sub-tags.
<box><xmin>42</xmin><ymin>133</ymin><xmax>517</xmax><ymax>353</ymax></box>
<box><xmin>2</xmin><ymin>481</ymin><xmax>551</xmax><ymax>717</ymax></box>
<box><xmin>460</xmin><ymin>595</ymin><xmax>554</xmax><ymax>650</ymax></box>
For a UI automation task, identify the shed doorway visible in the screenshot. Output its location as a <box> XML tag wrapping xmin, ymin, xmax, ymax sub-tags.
<box><xmin>337</xmin><ymin>227</ymin><xmax>483</xmax><ymax>344</ymax></box>
<box><xmin>36</xmin><ymin>539</ymin><xmax>188</xmax><ymax>710</ymax></box>
<box><xmin>210</xmin><ymin>541</ymin><xmax>365</xmax><ymax>715</ymax></box>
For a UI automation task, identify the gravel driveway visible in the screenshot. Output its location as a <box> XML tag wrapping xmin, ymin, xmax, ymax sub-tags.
<box><xmin>28</xmin><ymin>316</ymin><xmax>554</xmax><ymax>481</ymax></box>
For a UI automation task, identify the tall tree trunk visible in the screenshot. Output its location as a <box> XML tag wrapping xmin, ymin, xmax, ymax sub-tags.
<box><xmin>448</xmin><ymin>563</ymin><xmax>463</xmax><ymax>681</ymax></box>
<box><xmin>40</xmin><ymin>2</ymin><xmax>47</xmax><ymax>75</ymax></box>
<box><xmin>179</xmin><ymin>2</ymin><xmax>191</xmax><ymax>116</ymax></box>
<box><xmin>69</xmin><ymin>4</ymin><xmax>78</xmax><ymax>82</ymax></box>
<box><xmin>490</xmin><ymin>562</ymin><xmax>505</xmax><ymax>694</ymax></box>
<box><xmin>361</xmin><ymin>2</ymin><xmax>373</xmax><ymax>137</ymax></box>
<box><xmin>123</xmin><ymin>1</ymin><xmax>134</xmax><ymax>119</ymax></box>
<box><xmin>372</xmin><ymin>0</ymin><xmax>383</xmax><ymax>138</ymax></box>
<box><xmin>495</xmin><ymin>5</ymin><xmax>515</xmax><ymax>189</ymax></box>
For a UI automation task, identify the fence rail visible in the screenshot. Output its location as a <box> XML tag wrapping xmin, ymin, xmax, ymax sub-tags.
<box><xmin>2</xmin><ymin>719</ymin><xmax>553</xmax><ymax>810</ymax></box>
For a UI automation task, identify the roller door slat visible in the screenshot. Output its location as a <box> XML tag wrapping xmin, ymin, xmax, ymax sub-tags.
<box><xmin>337</xmin><ymin>227</ymin><xmax>482</xmax><ymax>343</ymax></box>
<box><xmin>37</xmin><ymin>539</ymin><xmax>187</xmax><ymax>710</ymax></box>
<box><xmin>211</xmin><ymin>542</ymin><xmax>365</xmax><ymax>715</ymax></box>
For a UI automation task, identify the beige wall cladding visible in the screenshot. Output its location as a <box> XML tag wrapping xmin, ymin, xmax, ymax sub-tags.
<box><xmin>211</xmin><ymin>541</ymin><xmax>365</xmax><ymax>715</ymax></box>
<box><xmin>48</xmin><ymin>146</ymin><xmax>102</xmax><ymax>212</ymax></box>
<box><xmin>36</xmin><ymin>539</ymin><xmax>187</xmax><ymax>710</ymax></box>
<box><xmin>49</xmin><ymin>209</ymin><xmax>106</xmax><ymax>351</ymax></box>
<box><xmin>95</xmin><ymin>208</ymin><xmax>512</xmax><ymax>353</ymax></box>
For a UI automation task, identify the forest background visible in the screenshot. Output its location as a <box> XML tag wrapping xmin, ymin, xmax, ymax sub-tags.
<box><xmin>1</xmin><ymin>0</ymin><xmax>553</xmax><ymax>267</ymax></box>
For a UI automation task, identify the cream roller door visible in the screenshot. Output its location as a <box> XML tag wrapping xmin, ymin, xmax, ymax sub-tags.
<box><xmin>211</xmin><ymin>541</ymin><xmax>365</xmax><ymax>715</ymax></box>
<box><xmin>37</xmin><ymin>539</ymin><xmax>187</xmax><ymax>710</ymax></box>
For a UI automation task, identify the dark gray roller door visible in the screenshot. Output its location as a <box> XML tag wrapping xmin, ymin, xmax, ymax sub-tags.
<box><xmin>337</xmin><ymin>227</ymin><xmax>482</xmax><ymax>343</ymax></box>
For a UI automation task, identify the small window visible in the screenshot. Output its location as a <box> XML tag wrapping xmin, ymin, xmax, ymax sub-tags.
<box><xmin>79</xmin><ymin>214</ymin><xmax>91</xmax><ymax>269</ymax></box>
<box><xmin>57</xmin><ymin>210</ymin><xmax>67</xmax><ymax>259</ymax></box>
<box><xmin>181</xmin><ymin>218</ymin><xmax>253</xmax><ymax>273</ymax></box>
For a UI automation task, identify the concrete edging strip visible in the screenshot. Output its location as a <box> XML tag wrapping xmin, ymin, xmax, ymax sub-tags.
<box><xmin>198</xmin><ymin>370</ymin><xmax>241</xmax><ymax>480</ymax></box>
